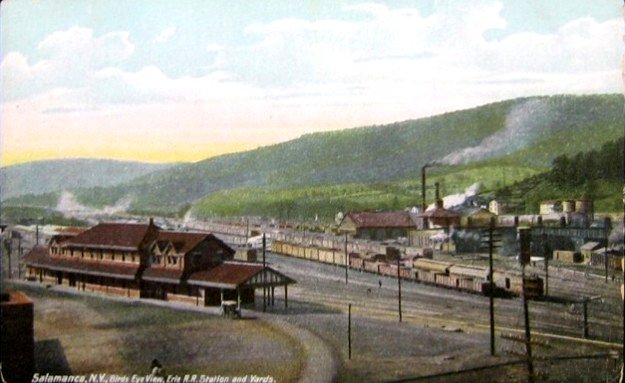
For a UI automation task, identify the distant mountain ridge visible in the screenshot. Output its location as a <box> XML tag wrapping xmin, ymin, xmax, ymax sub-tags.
<box><xmin>3</xmin><ymin>94</ymin><xmax>623</xmax><ymax>217</ymax></box>
<box><xmin>0</xmin><ymin>159</ymin><xmax>174</xmax><ymax>200</ymax></box>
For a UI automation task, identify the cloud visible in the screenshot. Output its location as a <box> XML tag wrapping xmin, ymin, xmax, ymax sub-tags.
<box><xmin>1</xmin><ymin>2</ymin><xmax>621</xmax><ymax>134</ymax></box>
<box><xmin>2</xmin><ymin>27</ymin><xmax>135</xmax><ymax>101</ymax></box>
<box><xmin>206</xmin><ymin>43</ymin><xmax>224</xmax><ymax>52</ymax></box>
<box><xmin>153</xmin><ymin>27</ymin><xmax>176</xmax><ymax>43</ymax></box>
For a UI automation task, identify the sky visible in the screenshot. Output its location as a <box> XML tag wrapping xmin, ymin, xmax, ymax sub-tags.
<box><xmin>0</xmin><ymin>0</ymin><xmax>623</xmax><ymax>166</ymax></box>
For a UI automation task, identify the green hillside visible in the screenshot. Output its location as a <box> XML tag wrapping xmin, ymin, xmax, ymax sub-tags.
<box><xmin>498</xmin><ymin>136</ymin><xmax>625</xmax><ymax>213</ymax></box>
<box><xmin>3</xmin><ymin>94</ymin><xmax>623</xmax><ymax>219</ymax></box>
<box><xmin>190</xmin><ymin>164</ymin><xmax>538</xmax><ymax>220</ymax></box>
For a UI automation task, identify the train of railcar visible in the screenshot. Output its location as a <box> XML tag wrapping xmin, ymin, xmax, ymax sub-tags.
<box><xmin>271</xmin><ymin>239</ymin><xmax>544</xmax><ymax>298</ymax></box>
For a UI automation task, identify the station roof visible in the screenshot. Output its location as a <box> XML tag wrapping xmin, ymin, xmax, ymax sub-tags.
<box><xmin>64</xmin><ymin>222</ymin><xmax>158</xmax><ymax>251</ymax></box>
<box><xmin>24</xmin><ymin>246</ymin><xmax>139</xmax><ymax>280</ymax></box>
<box><xmin>188</xmin><ymin>262</ymin><xmax>296</xmax><ymax>290</ymax></box>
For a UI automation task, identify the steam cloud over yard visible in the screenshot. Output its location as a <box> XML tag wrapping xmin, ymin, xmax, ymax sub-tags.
<box><xmin>440</xmin><ymin>99</ymin><xmax>555</xmax><ymax>165</ymax></box>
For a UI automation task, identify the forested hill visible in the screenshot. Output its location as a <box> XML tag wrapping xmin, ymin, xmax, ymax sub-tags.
<box><xmin>0</xmin><ymin>159</ymin><xmax>173</xmax><ymax>200</ymax></box>
<box><xmin>3</xmin><ymin>93</ymin><xmax>624</xmax><ymax>216</ymax></box>
<box><xmin>497</xmin><ymin>136</ymin><xmax>625</xmax><ymax>212</ymax></box>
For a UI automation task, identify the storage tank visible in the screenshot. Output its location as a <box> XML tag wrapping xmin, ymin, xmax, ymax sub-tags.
<box><xmin>575</xmin><ymin>199</ymin><xmax>594</xmax><ymax>216</ymax></box>
<box><xmin>562</xmin><ymin>200</ymin><xmax>575</xmax><ymax>213</ymax></box>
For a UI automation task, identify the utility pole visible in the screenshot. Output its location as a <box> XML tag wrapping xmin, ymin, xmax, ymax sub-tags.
<box><xmin>18</xmin><ymin>235</ymin><xmax>22</xmax><ymax>280</ymax></box>
<box><xmin>395</xmin><ymin>248</ymin><xmax>402</xmax><ymax>323</ymax></box>
<box><xmin>488</xmin><ymin>218</ymin><xmax>495</xmax><ymax>356</ymax></box>
<box><xmin>603</xmin><ymin>217</ymin><xmax>610</xmax><ymax>284</ymax></box>
<box><xmin>481</xmin><ymin>217</ymin><xmax>499</xmax><ymax>356</ymax></box>
<box><xmin>580</xmin><ymin>296</ymin><xmax>602</xmax><ymax>338</ymax></box>
<box><xmin>522</xmin><ymin>265</ymin><xmax>535</xmax><ymax>383</ymax></box>
<box><xmin>262</xmin><ymin>233</ymin><xmax>266</xmax><ymax>312</ymax></box>
<box><xmin>245</xmin><ymin>217</ymin><xmax>249</xmax><ymax>245</ymax></box>
<box><xmin>348</xmin><ymin>303</ymin><xmax>352</xmax><ymax>360</ymax></box>
<box><xmin>543</xmin><ymin>234</ymin><xmax>549</xmax><ymax>297</ymax></box>
<box><xmin>5</xmin><ymin>237</ymin><xmax>11</xmax><ymax>280</ymax></box>
<box><xmin>344</xmin><ymin>233</ymin><xmax>349</xmax><ymax>284</ymax></box>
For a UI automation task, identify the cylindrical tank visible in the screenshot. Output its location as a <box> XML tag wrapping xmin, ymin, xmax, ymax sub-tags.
<box><xmin>562</xmin><ymin>200</ymin><xmax>575</xmax><ymax>213</ymax></box>
<box><xmin>575</xmin><ymin>199</ymin><xmax>594</xmax><ymax>215</ymax></box>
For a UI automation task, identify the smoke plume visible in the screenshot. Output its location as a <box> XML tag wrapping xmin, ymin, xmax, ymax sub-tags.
<box><xmin>440</xmin><ymin>99</ymin><xmax>555</xmax><ymax>165</ymax></box>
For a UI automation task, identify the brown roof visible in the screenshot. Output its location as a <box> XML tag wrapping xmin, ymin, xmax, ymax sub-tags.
<box><xmin>142</xmin><ymin>267</ymin><xmax>184</xmax><ymax>283</ymax></box>
<box><xmin>188</xmin><ymin>262</ymin><xmax>295</xmax><ymax>289</ymax></box>
<box><xmin>64</xmin><ymin>222</ymin><xmax>155</xmax><ymax>250</ymax></box>
<box><xmin>155</xmin><ymin>231</ymin><xmax>211</xmax><ymax>254</ymax></box>
<box><xmin>345</xmin><ymin>211</ymin><xmax>416</xmax><ymax>228</ymax></box>
<box><xmin>24</xmin><ymin>246</ymin><xmax>139</xmax><ymax>279</ymax></box>
<box><xmin>188</xmin><ymin>263</ymin><xmax>264</xmax><ymax>288</ymax></box>
<box><xmin>418</xmin><ymin>207</ymin><xmax>460</xmax><ymax>218</ymax></box>
<box><xmin>57</xmin><ymin>226</ymin><xmax>88</xmax><ymax>235</ymax></box>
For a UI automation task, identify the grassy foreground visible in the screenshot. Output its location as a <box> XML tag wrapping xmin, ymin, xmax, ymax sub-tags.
<box><xmin>8</xmin><ymin>283</ymin><xmax>303</xmax><ymax>382</ymax></box>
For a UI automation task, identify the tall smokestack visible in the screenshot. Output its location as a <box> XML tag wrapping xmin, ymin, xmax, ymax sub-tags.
<box><xmin>421</xmin><ymin>164</ymin><xmax>428</xmax><ymax>212</ymax></box>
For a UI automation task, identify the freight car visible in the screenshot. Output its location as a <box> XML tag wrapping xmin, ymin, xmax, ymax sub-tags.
<box><xmin>271</xmin><ymin>239</ymin><xmax>543</xmax><ymax>298</ymax></box>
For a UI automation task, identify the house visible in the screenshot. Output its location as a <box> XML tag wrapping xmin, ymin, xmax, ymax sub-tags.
<box><xmin>24</xmin><ymin>220</ymin><xmax>295</xmax><ymax>309</ymax></box>
<box><xmin>338</xmin><ymin>211</ymin><xmax>416</xmax><ymax>241</ymax></box>
<box><xmin>580</xmin><ymin>241</ymin><xmax>602</xmax><ymax>262</ymax></box>
<box><xmin>414</xmin><ymin>200</ymin><xmax>461</xmax><ymax>230</ymax></box>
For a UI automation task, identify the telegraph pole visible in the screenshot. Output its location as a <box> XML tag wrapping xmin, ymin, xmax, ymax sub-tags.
<box><xmin>262</xmin><ymin>233</ymin><xmax>266</xmax><ymax>312</ymax></box>
<box><xmin>488</xmin><ymin>218</ymin><xmax>495</xmax><ymax>356</ymax></box>
<box><xmin>522</xmin><ymin>265</ymin><xmax>535</xmax><ymax>383</ymax></box>
<box><xmin>344</xmin><ymin>233</ymin><xmax>349</xmax><ymax>284</ymax></box>
<box><xmin>518</xmin><ymin>227</ymin><xmax>534</xmax><ymax>383</ymax></box>
<box><xmin>396</xmin><ymin>248</ymin><xmax>402</xmax><ymax>323</ymax></box>
<box><xmin>348</xmin><ymin>303</ymin><xmax>352</xmax><ymax>360</ymax></box>
<box><xmin>481</xmin><ymin>217</ymin><xmax>499</xmax><ymax>356</ymax></box>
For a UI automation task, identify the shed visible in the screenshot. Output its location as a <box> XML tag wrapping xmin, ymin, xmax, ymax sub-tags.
<box><xmin>580</xmin><ymin>241</ymin><xmax>602</xmax><ymax>261</ymax></box>
<box><xmin>338</xmin><ymin>211</ymin><xmax>416</xmax><ymax>241</ymax></box>
<box><xmin>188</xmin><ymin>262</ymin><xmax>296</xmax><ymax>308</ymax></box>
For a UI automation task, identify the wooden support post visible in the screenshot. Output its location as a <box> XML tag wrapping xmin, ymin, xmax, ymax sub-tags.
<box><xmin>284</xmin><ymin>284</ymin><xmax>288</xmax><ymax>309</ymax></box>
<box><xmin>271</xmin><ymin>286</ymin><xmax>275</xmax><ymax>306</ymax></box>
<box><xmin>237</xmin><ymin>289</ymin><xmax>241</xmax><ymax>311</ymax></box>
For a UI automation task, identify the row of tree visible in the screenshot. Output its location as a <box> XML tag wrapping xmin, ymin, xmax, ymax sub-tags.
<box><xmin>549</xmin><ymin>136</ymin><xmax>624</xmax><ymax>186</ymax></box>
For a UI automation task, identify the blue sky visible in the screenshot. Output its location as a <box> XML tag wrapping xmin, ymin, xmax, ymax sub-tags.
<box><xmin>1</xmin><ymin>0</ymin><xmax>623</xmax><ymax>165</ymax></box>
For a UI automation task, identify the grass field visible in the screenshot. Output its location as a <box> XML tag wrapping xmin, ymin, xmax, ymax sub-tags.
<box><xmin>9</xmin><ymin>283</ymin><xmax>303</xmax><ymax>382</ymax></box>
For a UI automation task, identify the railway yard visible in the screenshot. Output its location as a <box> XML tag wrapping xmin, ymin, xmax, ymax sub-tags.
<box><xmin>257</xmin><ymin>249</ymin><xmax>623</xmax><ymax>382</ymax></box>
<box><xmin>3</xmin><ymin>221</ymin><xmax>624</xmax><ymax>382</ymax></box>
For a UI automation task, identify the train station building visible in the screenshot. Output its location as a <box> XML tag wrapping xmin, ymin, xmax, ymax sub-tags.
<box><xmin>23</xmin><ymin>220</ymin><xmax>295</xmax><ymax>309</ymax></box>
